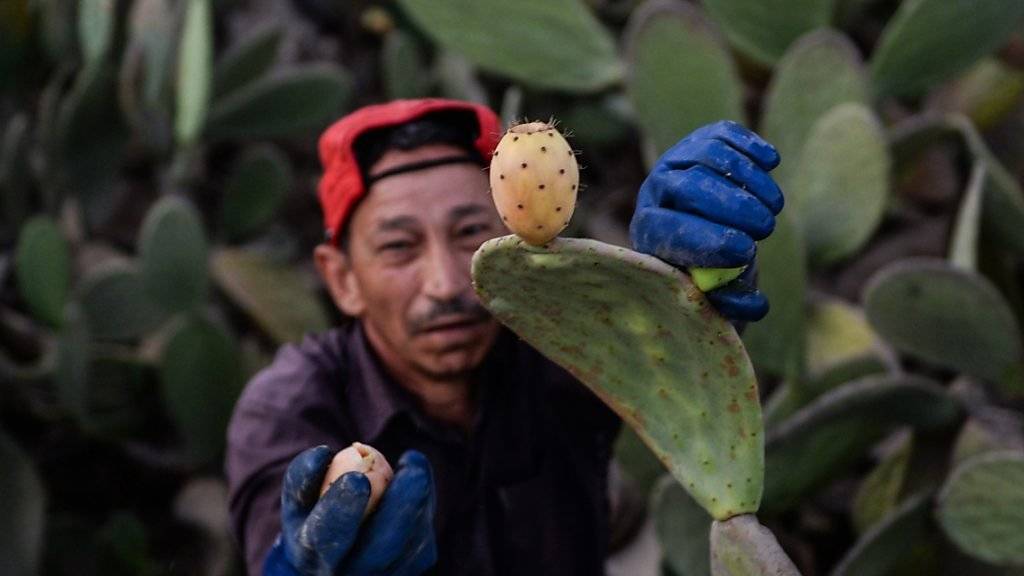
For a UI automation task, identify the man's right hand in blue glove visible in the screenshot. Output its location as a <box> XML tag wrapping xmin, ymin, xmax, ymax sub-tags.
<box><xmin>263</xmin><ymin>446</ymin><xmax>437</xmax><ymax>576</ymax></box>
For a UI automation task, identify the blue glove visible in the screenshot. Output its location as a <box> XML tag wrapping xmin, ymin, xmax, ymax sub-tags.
<box><xmin>630</xmin><ymin>120</ymin><xmax>784</xmax><ymax>324</ymax></box>
<box><xmin>263</xmin><ymin>446</ymin><xmax>437</xmax><ymax>576</ymax></box>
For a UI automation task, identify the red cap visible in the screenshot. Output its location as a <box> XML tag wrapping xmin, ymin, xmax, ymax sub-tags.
<box><xmin>317</xmin><ymin>98</ymin><xmax>503</xmax><ymax>245</ymax></box>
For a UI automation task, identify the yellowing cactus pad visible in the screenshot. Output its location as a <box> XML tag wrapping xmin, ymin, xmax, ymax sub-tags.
<box><xmin>490</xmin><ymin>121</ymin><xmax>579</xmax><ymax>245</ymax></box>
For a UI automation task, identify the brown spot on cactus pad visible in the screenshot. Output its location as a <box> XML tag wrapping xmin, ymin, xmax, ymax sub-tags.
<box><xmin>320</xmin><ymin>442</ymin><xmax>394</xmax><ymax>518</ymax></box>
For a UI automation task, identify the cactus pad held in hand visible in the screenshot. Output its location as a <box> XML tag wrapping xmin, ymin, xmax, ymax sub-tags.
<box><xmin>472</xmin><ymin>236</ymin><xmax>763</xmax><ymax>519</ymax></box>
<box><xmin>489</xmin><ymin>121</ymin><xmax>579</xmax><ymax>245</ymax></box>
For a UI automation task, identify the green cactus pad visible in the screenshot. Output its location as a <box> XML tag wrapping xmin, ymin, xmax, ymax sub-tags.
<box><xmin>138</xmin><ymin>196</ymin><xmax>209</xmax><ymax>315</ymax></box>
<box><xmin>206</xmin><ymin>64</ymin><xmax>352</xmax><ymax>140</ymax></box>
<box><xmin>211</xmin><ymin>248</ymin><xmax>330</xmax><ymax>345</ymax></box>
<box><xmin>382</xmin><ymin>29</ymin><xmax>432</xmax><ymax>100</ymax></box>
<box><xmin>869</xmin><ymin>0</ymin><xmax>1024</xmax><ymax>98</ymax></box>
<box><xmin>761</xmin><ymin>29</ymin><xmax>869</xmax><ymax>193</ymax></box>
<box><xmin>701</xmin><ymin>0</ymin><xmax>832</xmax><ymax>66</ymax></box>
<box><xmin>709</xmin><ymin>514</ymin><xmax>800</xmax><ymax>576</ymax></box>
<box><xmin>472</xmin><ymin>236</ymin><xmax>763</xmax><ymax>519</ymax></box>
<box><xmin>937</xmin><ymin>452</ymin><xmax>1024</xmax><ymax>566</ymax></box>
<box><xmin>125</xmin><ymin>0</ymin><xmax>176</xmax><ymax>110</ymax></box>
<box><xmin>763</xmin><ymin>297</ymin><xmax>891</xmax><ymax>428</ymax></box>
<box><xmin>55</xmin><ymin>64</ymin><xmax>130</xmax><ymax>219</ymax></box>
<box><xmin>79</xmin><ymin>0</ymin><xmax>114</xmax><ymax>70</ymax></box>
<box><xmin>213</xmin><ymin>26</ymin><xmax>282</xmax><ymax>99</ymax></box>
<box><xmin>851</xmin><ymin>434</ymin><xmax>912</xmax><ymax>534</ymax></box>
<box><xmin>831</xmin><ymin>492</ymin><xmax>932</xmax><ymax>576</ymax></box>
<box><xmin>804</xmin><ymin>297</ymin><xmax>890</xmax><ymax>385</ymax></box>
<box><xmin>863</xmin><ymin>259</ymin><xmax>1024</xmax><ymax>394</ymax></box>
<box><xmin>175</xmin><ymin>0</ymin><xmax>212</xmax><ymax>147</ymax></box>
<box><xmin>949</xmin><ymin>161</ymin><xmax>986</xmax><ymax>270</ymax></box>
<box><xmin>397</xmin><ymin>0</ymin><xmax>622</xmax><ymax>93</ymax></box>
<box><xmin>762</xmin><ymin>374</ymin><xmax>960</xmax><ymax>514</ymax></box>
<box><xmin>15</xmin><ymin>216</ymin><xmax>70</xmax><ymax>328</ymax></box>
<box><xmin>221</xmin><ymin>144</ymin><xmax>292</xmax><ymax>241</ymax></box>
<box><xmin>159</xmin><ymin>313</ymin><xmax>244</xmax><ymax>464</ymax></box>
<box><xmin>790</xmin><ymin>103</ymin><xmax>890</xmax><ymax>266</ymax></box>
<box><xmin>0</xmin><ymin>430</ymin><xmax>45</xmax><ymax>576</ymax></box>
<box><xmin>78</xmin><ymin>261</ymin><xmax>166</xmax><ymax>341</ymax></box>
<box><xmin>625</xmin><ymin>0</ymin><xmax>745</xmax><ymax>160</ymax></box>
<box><xmin>742</xmin><ymin>209</ymin><xmax>806</xmax><ymax>382</ymax></box>
<box><xmin>930</xmin><ymin>59</ymin><xmax>1024</xmax><ymax>130</ymax></box>
<box><xmin>652</xmin><ymin>475</ymin><xmax>712</xmax><ymax>576</ymax></box>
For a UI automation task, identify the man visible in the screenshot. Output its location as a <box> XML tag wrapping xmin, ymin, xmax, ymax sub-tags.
<box><xmin>225</xmin><ymin>98</ymin><xmax>782</xmax><ymax>575</ymax></box>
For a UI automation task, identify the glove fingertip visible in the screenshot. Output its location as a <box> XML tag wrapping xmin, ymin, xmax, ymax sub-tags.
<box><xmin>397</xmin><ymin>449</ymin><xmax>430</xmax><ymax>471</ymax></box>
<box><xmin>283</xmin><ymin>445</ymin><xmax>335</xmax><ymax>508</ymax></box>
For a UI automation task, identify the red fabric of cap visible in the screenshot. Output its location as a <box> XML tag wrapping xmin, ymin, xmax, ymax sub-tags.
<box><xmin>317</xmin><ymin>98</ymin><xmax>503</xmax><ymax>245</ymax></box>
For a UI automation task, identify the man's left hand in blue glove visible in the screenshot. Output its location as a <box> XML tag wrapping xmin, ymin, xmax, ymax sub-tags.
<box><xmin>630</xmin><ymin>120</ymin><xmax>784</xmax><ymax>325</ymax></box>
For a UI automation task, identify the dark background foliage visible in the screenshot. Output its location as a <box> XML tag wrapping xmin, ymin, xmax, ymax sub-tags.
<box><xmin>3</xmin><ymin>0</ymin><xmax>1024</xmax><ymax>574</ymax></box>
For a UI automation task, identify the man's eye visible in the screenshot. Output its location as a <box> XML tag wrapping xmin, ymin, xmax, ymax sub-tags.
<box><xmin>380</xmin><ymin>241</ymin><xmax>413</xmax><ymax>252</ymax></box>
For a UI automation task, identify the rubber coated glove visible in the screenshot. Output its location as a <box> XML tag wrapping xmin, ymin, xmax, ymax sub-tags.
<box><xmin>263</xmin><ymin>446</ymin><xmax>437</xmax><ymax>576</ymax></box>
<box><xmin>630</xmin><ymin>120</ymin><xmax>784</xmax><ymax>324</ymax></box>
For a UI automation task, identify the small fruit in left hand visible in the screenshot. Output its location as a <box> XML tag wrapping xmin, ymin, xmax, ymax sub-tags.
<box><xmin>489</xmin><ymin>120</ymin><xmax>579</xmax><ymax>245</ymax></box>
<box><xmin>320</xmin><ymin>442</ymin><xmax>394</xmax><ymax>517</ymax></box>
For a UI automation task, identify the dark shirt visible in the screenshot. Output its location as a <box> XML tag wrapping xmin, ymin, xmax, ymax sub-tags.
<box><xmin>225</xmin><ymin>321</ymin><xmax>622</xmax><ymax>575</ymax></box>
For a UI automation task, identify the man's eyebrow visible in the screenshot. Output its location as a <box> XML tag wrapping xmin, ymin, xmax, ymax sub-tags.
<box><xmin>375</xmin><ymin>216</ymin><xmax>419</xmax><ymax>232</ymax></box>
<box><xmin>449</xmin><ymin>204</ymin><xmax>488</xmax><ymax>221</ymax></box>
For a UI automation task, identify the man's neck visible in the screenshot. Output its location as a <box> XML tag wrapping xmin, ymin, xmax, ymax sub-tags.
<box><xmin>362</xmin><ymin>324</ymin><xmax>478</xmax><ymax>433</ymax></box>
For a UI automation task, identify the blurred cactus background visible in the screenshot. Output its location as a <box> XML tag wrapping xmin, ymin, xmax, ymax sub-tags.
<box><xmin>3</xmin><ymin>0</ymin><xmax>1024</xmax><ymax>574</ymax></box>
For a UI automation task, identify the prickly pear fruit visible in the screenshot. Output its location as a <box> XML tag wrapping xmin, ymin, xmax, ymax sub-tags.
<box><xmin>691</xmin><ymin>266</ymin><xmax>747</xmax><ymax>292</ymax></box>
<box><xmin>489</xmin><ymin>121</ymin><xmax>579</xmax><ymax>245</ymax></box>
<box><xmin>320</xmin><ymin>442</ymin><xmax>394</xmax><ymax>517</ymax></box>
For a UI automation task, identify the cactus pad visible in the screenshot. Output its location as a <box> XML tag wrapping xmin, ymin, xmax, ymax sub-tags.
<box><xmin>937</xmin><ymin>452</ymin><xmax>1024</xmax><ymax>566</ymax></box>
<box><xmin>831</xmin><ymin>492</ymin><xmax>931</xmax><ymax>576</ymax></box>
<box><xmin>652</xmin><ymin>475</ymin><xmax>712</xmax><ymax>576</ymax></box>
<box><xmin>709</xmin><ymin>514</ymin><xmax>801</xmax><ymax>576</ymax></box>
<box><xmin>762</xmin><ymin>374</ymin><xmax>960</xmax><ymax>514</ymax></box>
<box><xmin>863</xmin><ymin>259</ymin><xmax>1024</xmax><ymax>394</ymax></box>
<box><xmin>472</xmin><ymin>236</ymin><xmax>763</xmax><ymax>519</ymax></box>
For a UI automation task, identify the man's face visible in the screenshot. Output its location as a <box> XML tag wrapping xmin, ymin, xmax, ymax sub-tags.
<box><xmin>318</xmin><ymin>143</ymin><xmax>504</xmax><ymax>381</ymax></box>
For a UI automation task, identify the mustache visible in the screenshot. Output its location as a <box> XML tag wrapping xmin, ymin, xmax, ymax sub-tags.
<box><xmin>408</xmin><ymin>296</ymin><xmax>491</xmax><ymax>333</ymax></box>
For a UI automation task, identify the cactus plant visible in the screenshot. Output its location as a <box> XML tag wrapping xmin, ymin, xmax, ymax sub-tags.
<box><xmin>936</xmin><ymin>452</ymin><xmax>1024</xmax><ymax>566</ymax></box>
<box><xmin>863</xmin><ymin>259</ymin><xmax>1024</xmax><ymax>394</ymax></box>
<box><xmin>473</xmin><ymin>236</ymin><xmax>763</xmax><ymax>519</ymax></box>
<box><xmin>396</xmin><ymin>0</ymin><xmax>623</xmax><ymax>93</ymax></box>
<box><xmin>0</xmin><ymin>431</ymin><xmax>45</xmax><ymax>576</ymax></box>
<box><xmin>869</xmin><ymin>0</ymin><xmax>1024</xmax><ymax>98</ymax></box>
<box><xmin>789</xmin><ymin>102</ymin><xmax>890</xmax><ymax>266</ymax></box>
<box><xmin>15</xmin><ymin>216</ymin><xmax>70</xmax><ymax>328</ymax></box>
<box><xmin>138</xmin><ymin>195</ymin><xmax>209</xmax><ymax>315</ymax></box>
<box><xmin>625</xmin><ymin>0</ymin><xmax>744</xmax><ymax>162</ymax></box>
<box><xmin>831</xmin><ymin>492</ymin><xmax>933</xmax><ymax>576</ymax></box>
<box><xmin>5</xmin><ymin>0</ymin><xmax>1024</xmax><ymax>573</ymax></box>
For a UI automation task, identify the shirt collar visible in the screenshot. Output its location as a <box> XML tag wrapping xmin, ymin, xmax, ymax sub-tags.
<box><xmin>344</xmin><ymin>321</ymin><xmax>417</xmax><ymax>444</ymax></box>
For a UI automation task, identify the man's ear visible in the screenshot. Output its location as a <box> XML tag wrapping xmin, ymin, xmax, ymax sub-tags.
<box><xmin>314</xmin><ymin>243</ymin><xmax>365</xmax><ymax>317</ymax></box>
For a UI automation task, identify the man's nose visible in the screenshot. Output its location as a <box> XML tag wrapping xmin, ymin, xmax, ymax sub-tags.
<box><xmin>422</xmin><ymin>243</ymin><xmax>469</xmax><ymax>301</ymax></box>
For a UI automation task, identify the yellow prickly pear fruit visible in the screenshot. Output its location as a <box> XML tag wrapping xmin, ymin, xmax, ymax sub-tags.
<box><xmin>489</xmin><ymin>120</ymin><xmax>579</xmax><ymax>245</ymax></box>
